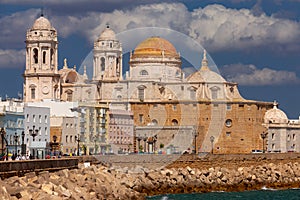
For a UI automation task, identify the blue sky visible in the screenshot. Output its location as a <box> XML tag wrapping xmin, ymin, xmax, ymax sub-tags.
<box><xmin>0</xmin><ymin>0</ymin><xmax>300</xmax><ymax>118</ymax></box>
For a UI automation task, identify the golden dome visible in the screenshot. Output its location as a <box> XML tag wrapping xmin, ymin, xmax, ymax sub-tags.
<box><xmin>133</xmin><ymin>37</ymin><xmax>179</xmax><ymax>58</ymax></box>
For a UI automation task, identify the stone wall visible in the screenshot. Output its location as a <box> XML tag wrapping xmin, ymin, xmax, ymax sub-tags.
<box><xmin>0</xmin><ymin>158</ymin><xmax>78</xmax><ymax>179</ymax></box>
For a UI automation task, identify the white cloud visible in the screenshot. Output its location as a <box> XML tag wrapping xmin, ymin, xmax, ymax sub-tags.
<box><xmin>221</xmin><ymin>63</ymin><xmax>300</xmax><ymax>85</ymax></box>
<box><xmin>188</xmin><ymin>4</ymin><xmax>300</xmax><ymax>51</ymax></box>
<box><xmin>1</xmin><ymin>3</ymin><xmax>300</xmax><ymax>52</ymax></box>
<box><xmin>0</xmin><ymin>49</ymin><xmax>25</xmax><ymax>68</ymax></box>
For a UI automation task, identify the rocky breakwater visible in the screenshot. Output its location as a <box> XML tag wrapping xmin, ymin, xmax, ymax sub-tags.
<box><xmin>1</xmin><ymin>161</ymin><xmax>300</xmax><ymax>199</ymax></box>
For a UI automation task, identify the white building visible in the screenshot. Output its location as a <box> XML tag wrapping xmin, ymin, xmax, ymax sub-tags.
<box><xmin>264</xmin><ymin>101</ymin><xmax>300</xmax><ymax>153</ymax></box>
<box><xmin>24</xmin><ymin>105</ymin><xmax>50</xmax><ymax>159</ymax></box>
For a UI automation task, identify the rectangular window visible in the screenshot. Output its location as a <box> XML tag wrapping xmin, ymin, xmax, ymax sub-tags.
<box><xmin>45</xmin><ymin>127</ymin><xmax>47</xmax><ymax>135</ymax></box>
<box><xmin>45</xmin><ymin>115</ymin><xmax>48</xmax><ymax>123</ymax></box>
<box><xmin>39</xmin><ymin>115</ymin><xmax>41</xmax><ymax>123</ymax></box>
<box><xmin>226</xmin><ymin>104</ymin><xmax>231</xmax><ymax>110</ymax></box>
<box><xmin>66</xmin><ymin>135</ymin><xmax>68</xmax><ymax>143</ymax></box>
<box><xmin>27</xmin><ymin>114</ymin><xmax>30</xmax><ymax>122</ymax></box>
<box><xmin>226</xmin><ymin>132</ymin><xmax>231</xmax><ymax>137</ymax></box>
<box><xmin>139</xmin><ymin>114</ymin><xmax>143</xmax><ymax>123</ymax></box>
<box><xmin>33</xmin><ymin>115</ymin><xmax>36</xmax><ymax>123</ymax></box>
<box><xmin>173</xmin><ymin>104</ymin><xmax>177</xmax><ymax>111</ymax></box>
<box><xmin>153</xmin><ymin>104</ymin><xmax>158</xmax><ymax>108</ymax></box>
<box><xmin>138</xmin><ymin>88</ymin><xmax>145</xmax><ymax>101</ymax></box>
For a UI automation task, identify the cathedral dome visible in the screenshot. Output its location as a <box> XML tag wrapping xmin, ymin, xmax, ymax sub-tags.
<box><xmin>264</xmin><ymin>102</ymin><xmax>288</xmax><ymax>124</ymax></box>
<box><xmin>133</xmin><ymin>37</ymin><xmax>179</xmax><ymax>58</ymax></box>
<box><xmin>32</xmin><ymin>16</ymin><xmax>54</xmax><ymax>30</ymax></box>
<box><xmin>98</xmin><ymin>25</ymin><xmax>116</xmax><ymax>40</ymax></box>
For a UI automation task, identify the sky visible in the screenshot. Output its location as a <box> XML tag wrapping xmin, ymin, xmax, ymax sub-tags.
<box><xmin>0</xmin><ymin>0</ymin><xmax>300</xmax><ymax>118</ymax></box>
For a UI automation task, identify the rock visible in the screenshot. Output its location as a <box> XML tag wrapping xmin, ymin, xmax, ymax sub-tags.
<box><xmin>41</xmin><ymin>183</ymin><xmax>54</xmax><ymax>195</ymax></box>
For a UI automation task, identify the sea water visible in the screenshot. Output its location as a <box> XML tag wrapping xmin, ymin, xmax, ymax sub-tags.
<box><xmin>147</xmin><ymin>189</ymin><xmax>300</xmax><ymax>200</ymax></box>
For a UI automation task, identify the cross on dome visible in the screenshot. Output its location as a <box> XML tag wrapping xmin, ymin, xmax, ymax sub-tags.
<box><xmin>273</xmin><ymin>100</ymin><xmax>278</xmax><ymax>109</ymax></box>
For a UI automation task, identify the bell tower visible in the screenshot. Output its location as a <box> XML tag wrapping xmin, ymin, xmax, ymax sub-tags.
<box><xmin>93</xmin><ymin>25</ymin><xmax>122</xmax><ymax>81</ymax></box>
<box><xmin>23</xmin><ymin>14</ymin><xmax>60</xmax><ymax>102</ymax></box>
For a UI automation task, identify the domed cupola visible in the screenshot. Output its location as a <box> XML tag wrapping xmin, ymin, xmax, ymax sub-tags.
<box><xmin>264</xmin><ymin>101</ymin><xmax>288</xmax><ymax>124</ymax></box>
<box><xmin>31</xmin><ymin>15</ymin><xmax>55</xmax><ymax>31</ymax></box>
<box><xmin>97</xmin><ymin>24</ymin><xmax>116</xmax><ymax>41</ymax></box>
<box><xmin>93</xmin><ymin>25</ymin><xmax>122</xmax><ymax>81</ymax></box>
<box><xmin>129</xmin><ymin>36</ymin><xmax>182</xmax><ymax>82</ymax></box>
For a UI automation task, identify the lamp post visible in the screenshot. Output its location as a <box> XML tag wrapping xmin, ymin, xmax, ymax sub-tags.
<box><xmin>76</xmin><ymin>134</ymin><xmax>80</xmax><ymax>156</ymax></box>
<box><xmin>21</xmin><ymin>131</ymin><xmax>25</xmax><ymax>156</ymax></box>
<box><xmin>29</xmin><ymin>126</ymin><xmax>38</xmax><ymax>159</ymax></box>
<box><xmin>193</xmin><ymin>129</ymin><xmax>198</xmax><ymax>154</ymax></box>
<box><xmin>210</xmin><ymin>136</ymin><xmax>215</xmax><ymax>154</ymax></box>
<box><xmin>143</xmin><ymin>135</ymin><xmax>147</xmax><ymax>153</ymax></box>
<box><xmin>261</xmin><ymin>132</ymin><xmax>267</xmax><ymax>153</ymax></box>
<box><xmin>13</xmin><ymin>132</ymin><xmax>19</xmax><ymax>158</ymax></box>
<box><xmin>94</xmin><ymin>136</ymin><xmax>97</xmax><ymax>155</ymax></box>
<box><xmin>137</xmin><ymin>136</ymin><xmax>141</xmax><ymax>153</ymax></box>
<box><xmin>0</xmin><ymin>128</ymin><xmax>4</xmax><ymax>155</ymax></box>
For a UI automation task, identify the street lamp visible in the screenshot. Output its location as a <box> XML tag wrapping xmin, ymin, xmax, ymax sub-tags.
<box><xmin>21</xmin><ymin>131</ymin><xmax>26</xmax><ymax>156</ymax></box>
<box><xmin>13</xmin><ymin>132</ymin><xmax>19</xmax><ymax>158</ymax></box>
<box><xmin>76</xmin><ymin>134</ymin><xmax>80</xmax><ymax>156</ymax></box>
<box><xmin>136</xmin><ymin>136</ymin><xmax>141</xmax><ymax>153</ymax></box>
<box><xmin>29</xmin><ymin>126</ymin><xmax>38</xmax><ymax>159</ymax></box>
<box><xmin>0</xmin><ymin>128</ymin><xmax>5</xmax><ymax>155</ymax></box>
<box><xmin>193</xmin><ymin>129</ymin><xmax>198</xmax><ymax>154</ymax></box>
<box><xmin>210</xmin><ymin>136</ymin><xmax>215</xmax><ymax>154</ymax></box>
<box><xmin>143</xmin><ymin>135</ymin><xmax>147</xmax><ymax>153</ymax></box>
<box><xmin>261</xmin><ymin>132</ymin><xmax>267</xmax><ymax>153</ymax></box>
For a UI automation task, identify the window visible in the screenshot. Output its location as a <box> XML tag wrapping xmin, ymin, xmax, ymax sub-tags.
<box><xmin>33</xmin><ymin>48</ymin><xmax>38</xmax><ymax>64</ymax></box>
<box><xmin>50</xmin><ymin>49</ymin><xmax>54</xmax><ymax>65</ymax></box>
<box><xmin>31</xmin><ymin>88</ymin><xmax>36</xmax><ymax>99</ymax></box>
<box><xmin>27</xmin><ymin>114</ymin><xmax>29</xmax><ymax>122</ymax></box>
<box><xmin>226</xmin><ymin>132</ymin><xmax>231</xmax><ymax>137</ymax></box>
<box><xmin>138</xmin><ymin>87</ymin><xmax>145</xmax><ymax>101</ymax></box>
<box><xmin>45</xmin><ymin>115</ymin><xmax>48</xmax><ymax>123</ymax></box>
<box><xmin>272</xmin><ymin>144</ymin><xmax>275</xmax><ymax>150</ymax></box>
<box><xmin>66</xmin><ymin>90</ymin><xmax>73</xmax><ymax>102</ymax></box>
<box><xmin>152</xmin><ymin>119</ymin><xmax>158</xmax><ymax>125</ymax></box>
<box><xmin>225</xmin><ymin>119</ymin><xmax>232</xmax><ymax>127</ymax></box>
<box><xmin>153</xmin><ymin>104</ymin><xmax>158</xmax><ymax>108</ymax></box>
<box><xmin>45</xmin><ymin>127</ymin><xmax>47</xmax><ymax>135</ymax></box>
<box><xmin>110</xmin><ymin>42</ymin><xmax>112</xmax><ymax>48</ymax></box>
<box><xmin>39</xmin><ymin>127</ymin><xmax>41</xmax><ymax>135</ymax></box>
<box><xmin>33</xmin><ymin>115</ymin><xmax>36</xmax><ymax>123</ymax></box>
<box><xmin>70</xmin><ymin>136</ymin><xmax>73</xmax><ymax>143</ymax></box>
<box><xmin>139</xmin><ymin>114</ymin><xmax>143</xmax><ymax>123</ymax></box>
<box><xmin>172</xmin><ymin>119</ymin><xmax>178</xmax><ymax>125</ymax></box>
<box><xmin>101</xmin><ymin>57</ymin><xmax>105</xmax><ymax>71</ymax></box>
<box><xmin>66</xmin><ymin>135</ymin><xmax>68</xmax><ymax>143</ymax></box>
<box><xmin>226</xmin><ymin>104</ymin><xmax>231</xmax><ymax>110</ymax></box>
<box><xmin>293</xmin><ymin>134</ymin><xmax>296</xmax><ymax>140</ymax></box>
<box><xmin>190</xmin><ymin>89</ymin><xmax>196</xmax><ymax>99</ymax></box>
<box><xmin>43</xmin><ymin>51</ymin><xmax>46</xmax><ymax>64</ymax></box>
<box><xmin>173</xmin><ymin>104</ymin><xmax>177</xmax><ymax>111</ymax></box>
<box><xmin>39</xmin><ymin>115</ymin><xmax>41</xmax><ymax>123</ymax></box>
<box><xmin>140</xmin><ymin>70</ymin><xmax>148</xmax><ymax>76</ymax></box>
<box><xmin>210</xmin><ymin>86</ymin><xmax>219</xmax><ymax>100</ymax></box>
<box><xmin>272</xmin><ymin>133</ymin><xmax>275</xmax><ymax>140</ymax></box>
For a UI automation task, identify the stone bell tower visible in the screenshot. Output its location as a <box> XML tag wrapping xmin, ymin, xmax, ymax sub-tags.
<box><xmin>93</xmin><ymin>25</ymin><xmax>123</xmax><ymax>81</ymax></box>
<box><xmin>23</xmin><ymin>14</ymin><xmax>60</xmax><ymax>102</ymax></box>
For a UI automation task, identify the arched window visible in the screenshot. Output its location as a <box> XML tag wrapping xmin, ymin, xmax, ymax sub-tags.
<box><xmin>152</xmin><ymin>119</ymin><xmax>158</xmax><ymax>125</ymax></box>
<box><xmin>33</xmin><ymin>48</ymin><xmax>38</xmax><ymax>64</ymax></box>
<box><xmin>172</xmin><ymin>119</ymin><xmax>178</xmax><ymax>125</ymax></box>
<box><xmin>43</xmin><ymin>51</ymin><xmax>46</xmax><ymax>64</ymax></box>
<box><xmin>66</xmin><ymin>90</ymin><xmax>73</xmax><ymax>102</ymax></box>
<box><xmin>31</xmin><ymin>88</ymin><xmax>35</xmax><ymax>99</ymax></box>
<box><xmin>190</xmin><ymin>89</ymin><xmax>196</xmax><ymax>99</ymax></box>
<box><xmin>50</xmin><ymin>49</ymin><xmax>54</xmax><ymax>65</ymax></box>
<box><xmin>101</xmin><ymin>57</ymin><xmax>105</xmax><ymax>71</ymax></box>
<box><xmin>210</xmin><ymin>86</ymin><xmax>220</xmax><ymax>100</ymax></box>
<box><xmin>138</xmin><ymin>86</ymin><xmax>146</xmax><ymax>101</ymax></box>
<box><xmin>140</xmin><ymin>70</ymin><xmax>148</xmax><ymax>76</ymax></box>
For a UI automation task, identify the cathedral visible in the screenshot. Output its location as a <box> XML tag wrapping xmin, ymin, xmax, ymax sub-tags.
<box><xmin>23</xmin><ymin>15</ymin><xmax>274</xmax><ymax>154</ymax></box>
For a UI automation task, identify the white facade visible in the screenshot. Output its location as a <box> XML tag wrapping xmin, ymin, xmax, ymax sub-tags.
<box><xmin>264</xmin><ymin>102</ymin><xmax>300</xmax><ymax>153</ymax></box>
<box><xmin>24</xmin><ymin>105</ymin><xmax>50</xmax><ymax>158</ymax></box>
